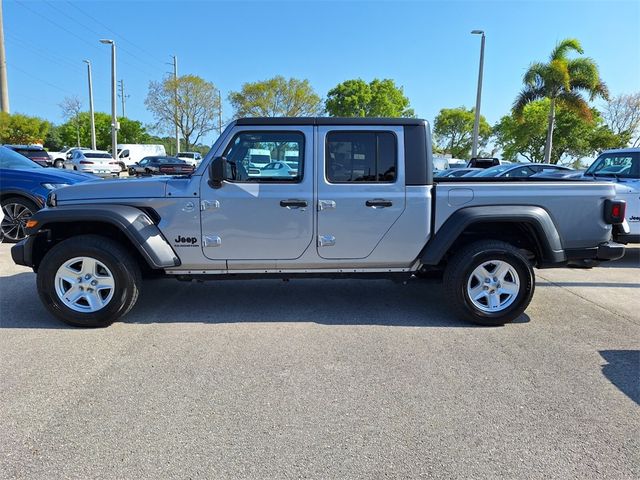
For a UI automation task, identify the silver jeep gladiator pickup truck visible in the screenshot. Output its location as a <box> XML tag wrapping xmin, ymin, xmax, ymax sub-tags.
<box><xmin>11</xmin><ymin>118</ymin><xmax>626</xmax><ymax>327</ymax></box>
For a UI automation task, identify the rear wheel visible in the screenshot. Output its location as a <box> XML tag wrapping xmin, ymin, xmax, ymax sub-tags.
<box><xmin>443</xmin><ymin>240</ymin><xmax>534</xmax><ymax>326</ymax></box>
<box><xmin>37</xmin><ymin>235</ymin><xmax>141</xmax><ymax>327</ymax></box>
<box><xmin>1</xmin><ymin>197</ymin><xmax>38</xmax><ymax>243</ymax></box>
<box><xmin>54</xmin><ymin>159</ymin><xmax>64</xmax><ymax>168</ymax></box>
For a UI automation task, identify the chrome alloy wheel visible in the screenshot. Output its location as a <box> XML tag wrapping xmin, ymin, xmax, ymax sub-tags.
<box><xmin>1</xmin><ymin>202</ymin><xmax>34</xmax><ymax>241</ymax></box>
<box><xmin>54</xmin><ymin>257</ymin><xmax>115</xmax><ymax>313</ymax></box>
<box><xmin>466</xmin><ymin>260</ymin><xmax>520</xmax><ymax>313</ymax></box>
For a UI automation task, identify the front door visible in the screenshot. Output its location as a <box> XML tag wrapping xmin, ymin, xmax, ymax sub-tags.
<box><xmin>200</xmin><ymin>126</ymin><xmax>314</xmax><ymax>261</ymax></box>
<box><xmin>316</xmin><ymin>126</ymin><xmax>406</xmax><ymax>259</ymax></box>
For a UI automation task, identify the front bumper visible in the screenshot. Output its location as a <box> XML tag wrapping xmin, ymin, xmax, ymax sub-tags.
<box><xmin>11</xmin><ymin>236</ymin><xmax>35</xmax><ymax>268</ymax></box>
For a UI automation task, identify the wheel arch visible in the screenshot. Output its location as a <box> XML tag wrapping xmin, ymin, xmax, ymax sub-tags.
<box><xmin>420</xmin><ymin>205</ymin><xmax>566</xmax><ymax>267</ymax></box>
<box><xmin>0</xmin><ymin>190</ymin><xmax>44</xmax><ymax>209</ymax></box>
<box><xmin>23</xmin><ymin>205</ymin><xmax>180</xmax><ymax>272</ymax></box>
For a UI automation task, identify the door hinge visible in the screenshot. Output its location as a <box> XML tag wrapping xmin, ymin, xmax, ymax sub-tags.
<box><xmin>318</xmin><ymin>235</ymin><xmax>336</xmax><ymax>247</ymax></box>
<box><xmin>200</xmin><ymin>200</ymin><xmax>220</xmax><ymax>211</ymax></box>
<box><xmin>203</xmin><ymin>235</ymin><xmax>222</xmax><ymax>247</ymax></box>
<box><xmin>318</xmin><ymin>200</ymin><xmax>336</xmax><ymax>211</ymax></box>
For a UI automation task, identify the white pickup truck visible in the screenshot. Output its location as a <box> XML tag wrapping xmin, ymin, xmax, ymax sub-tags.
<box><xmin>584</xmin><ymin>148</ymin><xmax>639</xmax><ymax>244</ymax></box>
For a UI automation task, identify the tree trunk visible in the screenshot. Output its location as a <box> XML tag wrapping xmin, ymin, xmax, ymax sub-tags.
<box><xmin>543</xmin><ymin>98</ymin><xmax>556</xmax><ymax>164</ymax></box>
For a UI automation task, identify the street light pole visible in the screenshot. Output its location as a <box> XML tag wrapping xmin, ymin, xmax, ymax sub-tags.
<box><xmin>83</xmin><ymin>60</ymin><xmax>96</xmax><ymax>150</ymax></box>
<box><xmin>100</xmin><ymin>39</ymin><xmax>117</xmax><ymax>160</ymax></box>
<box><xmin>172</xmin><ymin>55</ymin><xmax>179</xmax><ymax>155</ymax></box>
<box><xmin>471</xmin><ymin>30</ymin><xmax>485</xmax><ymax>159</ymax></box>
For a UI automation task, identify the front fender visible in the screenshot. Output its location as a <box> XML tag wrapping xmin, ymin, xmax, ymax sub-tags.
<box><xmin>22</xmin><ymin>205</ymin><xmax>180</xmax><ymax>269</ymax></box>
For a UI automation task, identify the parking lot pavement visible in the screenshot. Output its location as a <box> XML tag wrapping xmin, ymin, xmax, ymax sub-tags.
<box><xmin>0</xmin><ymin>244</ymin><xmax>638</xmax><ymax>479</ymax></box>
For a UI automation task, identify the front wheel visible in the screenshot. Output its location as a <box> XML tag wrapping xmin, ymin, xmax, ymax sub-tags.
<box><xmin>37</xmin><ymin>235</ymin><xmax>142</xmax><ymax>327</ymax></box>
<box><xmin>443</xmin><ymin>240</ymin><xmax>535</xmax><ymax>326</ymax></box>
<box><xmin>1</xmin><ymin>197</ymin><xmax>38</xmax><ymax>243</ymax></box>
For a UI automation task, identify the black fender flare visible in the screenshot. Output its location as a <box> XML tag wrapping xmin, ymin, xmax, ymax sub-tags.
<box><xmin>23</xmin><ymin>204</ymin><xmax>180</xmax><ymax>269</ymax></box>
<box><xmin>420</xmin><ymin>205</ymin><xmax>565</xmax><ymax>266</ymax></box>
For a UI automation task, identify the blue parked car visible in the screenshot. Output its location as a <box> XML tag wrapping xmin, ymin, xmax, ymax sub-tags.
<box><xmin>0</xmin><ymin>146</ymin><xmax>96</xmax><ymax>242</ymax></box>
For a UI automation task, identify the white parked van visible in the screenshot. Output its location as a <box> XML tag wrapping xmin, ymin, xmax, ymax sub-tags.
<box><xmin>116</xmin><ymin>144</ymin><xmax>166</xmax><ymax>170</ymax></box>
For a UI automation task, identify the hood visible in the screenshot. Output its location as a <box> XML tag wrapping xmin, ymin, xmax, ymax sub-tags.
<box><xmin>55</xmin><ymin>176</ymin><xmax>170</xmax><ymax>203</ymax></box>
<box><xmin>39</xmin><ymin>168</ymin><xmax>98</xmax><ymax>183</ymax></box>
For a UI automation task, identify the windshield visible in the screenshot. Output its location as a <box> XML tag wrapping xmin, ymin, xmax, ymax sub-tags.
<box><xmin>474</xmin><ymin>164</ymin><xmax>515</xmax><ymax>177</ymax></box>
<box><xmin>14</xmin><ymin>148</ymin><xmax>49</xmax><ymax>159</ymax></box>
<box><xmin>585</xmin><ymin>152</ymin><xmax>639</xmax><ymax>178</ymax></box>
<box><xmin>0</xmin><ymin>146</ymin><xmax>43</xmax><ymax>169</ymax></box>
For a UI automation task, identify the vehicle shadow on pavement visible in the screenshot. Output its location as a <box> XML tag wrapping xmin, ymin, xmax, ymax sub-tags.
<box><xmin>601</xmin><ymin>247</ymin><xmax>640</xmax><ymax>269</ymax></box>
<box><xmin>599</xmin><ymin>350</ymin><xmax>640</xmax><ymax>405</ymax></box>
<box><xmin>0</xmin><ymin>273</ymin><xmax>530</xmax><ymax>329</ymax></box>
<box><xmin>123</xmin><ymin>277</ymin><xmax>530</xmax><ymax>328</ymax></box>
<box><xmin>537</xmin><ymin>282</ymin><xmax>639</xmax><ymax>288</ymax></box>
<box><xmin>0</xmin><ymin>272</ymin><xmax>72</xmax><ymax>329</ymax></box>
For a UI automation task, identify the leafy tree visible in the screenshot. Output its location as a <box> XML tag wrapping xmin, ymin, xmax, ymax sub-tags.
<box><xmin>433</xmin><ymin>107</ymin><xmax>491</xmax><ymax>159</ymax></box>
<box><xmin>325</xmin><ymin>79</ymin><xmax>414</xmax><ymax>117</ymax></box>
<box><xmin>602</xmin><ymin>92</ymin><xmax>640</xmax><ymax>147</ymax></box>
<box><xmin>495</xmin><ymin>99</ymin><xmax>626</xmax><ymax>165</ymax></box>
<box><xmin>44</xmin><ymin>125</ymin><xmax>64</xmax><ymax>150</ymax></box>
<box><xmin>229</xmin><ymin>76</ymin><xmax>322</xmax><ymax>118</ymax></box>
<box><xmin>513</xmin><ymin>38</ymin><xmax>608</xmax><ymax>163</ymax></box>
<box><xmin>0</xmin><ymin>112</ymin><xmax>51</xmax><ymax>144</ymax></box>
<box><xmin>58</xmin><ymin>112</ymin><xmax>151</xmax><ymax>150</ymax></box>
<box><xmin>59</xmin><ymin>96</ymin><xmax>83</xmax><ymax>147</ymax></box>
<box><xmin>145</xmin><ymin>75</ymin><xmax>220</xmax><ymax>150</ymax></box>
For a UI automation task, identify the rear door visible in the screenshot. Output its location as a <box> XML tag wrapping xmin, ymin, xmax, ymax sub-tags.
<box><xmin>316</xmin><ymin>126</ymin><xmax>406</xmax><ymax>259</ymax></box>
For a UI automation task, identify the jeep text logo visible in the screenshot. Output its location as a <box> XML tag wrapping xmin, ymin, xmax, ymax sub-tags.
<box><xmin>174</xmin><ymin>235</ymin><xmax>198</xmax><ymax>246</ymax></box>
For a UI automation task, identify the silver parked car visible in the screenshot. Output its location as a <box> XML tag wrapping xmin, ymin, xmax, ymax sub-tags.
<box><xmin>63</xmin><ymin>149</ymin><xmax>121</xmax><ymax>177</ymax></box>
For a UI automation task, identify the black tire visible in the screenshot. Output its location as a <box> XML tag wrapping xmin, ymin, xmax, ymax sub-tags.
<box><xmin>443</xmin><ymin>240</ymin><xmax>535</xmax><ymax>326</ymax></box>
<box><xmin>37</xmin><ymin>235</ymin><xmax>142</xmax><ymax>327</ymax></box>
<box><xmin>54</xmin><ymin>159</ymin><xmax>64</xmax><ymax>168</ymax></box>
<box><xmin>1</xmin><ymin>196</ymin><xmax>39</xmax><ymax>243</ymax></box>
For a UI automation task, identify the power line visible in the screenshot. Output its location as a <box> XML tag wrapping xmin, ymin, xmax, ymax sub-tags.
<box><xmin>7</xmin><ymin>62</ymin><xmax>75</xmax><ymax>96</ymax></box>
<box><xmin>14</xmin><ymin>0</ymin><xmax>159</xmax><ymax>79</ymax></box>
<box><xmin>64</xmin><ymin>0</ymin><xmax>167</xmax><ymax>67</ymax></box>
<box><xmin>5</xmin><ymin>33</ymin><xmax>79</xmax><ymax>70</ymax></box>
<box><xmin>49</xmin><ymin>1</ymin><xmax>163</xmax><ymax>75</ymax></box>
<box><xmin>14</xmin><ymin>0</ymin><xmax>103</xmax><ymax>53</ymax></box>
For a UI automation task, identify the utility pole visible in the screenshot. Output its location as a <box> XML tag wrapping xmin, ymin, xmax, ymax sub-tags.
<box><xmin>172</xmin><ymin>55</ymin><xmax>179</xmax><ymax>154</ymax></box>
<box><xmin>0</xmin><ymin>0</ymin><xmax>10</xmax><ymax>113</ymax></box>
<box><xmin>100</xmin><ymin>39</ymin><xmax>118</xmax><ymax>161</ymax></box>
<box><xmin>83</xmin><ymin>60</ymin><xmax>96</xmax><ymax>150</ymax></box>
<box><xmin>471</xmin><ymin>30</ymin><xmax>485</xmax><ymax>159</ymax></box>
<box><xmin>118</xmin><ymin>79</ymin><xmax>129</xmax><ymax>118</ymax></box>
<box><xmin>218</xmin><ymin>89</ymin><xmax>222</xmax><ymax>136</ymax></box>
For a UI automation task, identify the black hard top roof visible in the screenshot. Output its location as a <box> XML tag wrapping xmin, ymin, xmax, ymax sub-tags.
<box><xmin>235</xmin><ymin>117</ymin><xmax>426</xmax><ymax>126</ymax></box>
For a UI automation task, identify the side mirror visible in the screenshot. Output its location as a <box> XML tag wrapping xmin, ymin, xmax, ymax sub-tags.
<box><xmin>209</xmin><ymin>156</ymin><xmax>225</xmax><ymax>189</ymax></box>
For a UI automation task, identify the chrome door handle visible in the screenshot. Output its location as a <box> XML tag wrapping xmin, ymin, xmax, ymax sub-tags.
<box><xmin>280</xmin><ymin>199</ymin><xmax>308</xmax><ymax>209</ymax></box>
<box><xmin>366</xmin><ymin>199</ymin><xmax>393</xmax><ymax>208</ymax></box>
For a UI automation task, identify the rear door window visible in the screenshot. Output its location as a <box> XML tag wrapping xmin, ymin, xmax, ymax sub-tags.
<box><xmin>325</xmin><ymin>131</ymin><xmax>397</xmax><ymax>183</ymax></box>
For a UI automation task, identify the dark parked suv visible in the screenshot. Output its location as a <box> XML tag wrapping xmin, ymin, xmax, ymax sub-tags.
<box><xmin>4</xmin><ymin>144</ymin><xmax>52</xmax><ymax>167</ymax></box>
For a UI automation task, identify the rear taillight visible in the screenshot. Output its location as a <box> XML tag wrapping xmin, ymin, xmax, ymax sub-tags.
<box><xmin>604</xmin><ymin>199</ymin><xmax>626</xmax><ymax>224</ymax></box>
<box><xmin>79</xmin><ymin>160</ymin><xmax>94</xmax><ymax>164</ymax></box>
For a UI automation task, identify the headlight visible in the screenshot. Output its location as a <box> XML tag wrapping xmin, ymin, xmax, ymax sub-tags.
<box><xmin>41</xmin><ymin>183</ymin><xmax>70</xmax><ymax>190</ymax></box>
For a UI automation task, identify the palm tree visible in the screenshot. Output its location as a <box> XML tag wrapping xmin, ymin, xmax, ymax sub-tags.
<box><xmin>513</xmin><ymin>39</ymin><xmax>608</xmax><ymax>163</ymax></box>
